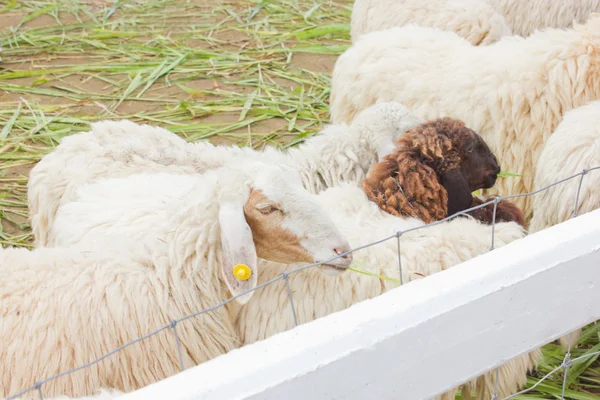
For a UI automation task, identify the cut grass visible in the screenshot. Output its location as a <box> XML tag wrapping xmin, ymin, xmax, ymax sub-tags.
<box><xmin>0</xmin><ymin>1</ymin><xmax>597</xmax><ymax>398</ymax></box>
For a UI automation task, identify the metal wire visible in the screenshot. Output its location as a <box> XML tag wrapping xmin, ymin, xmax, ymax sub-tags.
<box><xmin>490</xmin><ymin>197</ymin><xmax>499</xmax><ymax>251</ymax></box>
<box><xmin>6</xmin><ymin>166</ymin><xmax>600</xmax><ymax>400</ymax></box>
<box><xmin>36</xmin><ymin>382</ymin><xmax>43</xmax><ymax>400</ymax></box>
<box><xmin>573</xmin><ymin>169</ymin><xmax>588</xmax><ymax>218</ymax></box>
<box><xmin>396</xmin><ymin>232</ymin><xmax>404</xmax><ymax>285</ymax></box>
<box><xmin>501</xmin><ymin>350</ymin><xmax>600</xmax><ymax>400</ymax></box>
<box><xmin>171</xmin><ymin>320</ymin><xmax>185</xmax><ymax>372</ymax></box>
<box><xmin>283</xmin><ymin>272</ymin><xmax>298</xmax><ymax>327</ymax></box>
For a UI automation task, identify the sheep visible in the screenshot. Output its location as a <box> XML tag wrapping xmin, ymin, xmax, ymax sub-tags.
<box><xmin>28</xmin><ymin>102</ymin><xmax>424</xmax><ymax>247</ymax></box>
<box><xmin>329</xmin><ymin>16</ymin><xmax>600</xmax><ymax>221</ymax></box>
<box><xmin>2</xmin><ymin>161</ymin><xmax>353</xmax><ymax>399</ymax></box>
<box><xmin>351</xmin><ymin>0</ymin><xmax>512</xmax><ymax>45</ymax></box>
<box><xmin>488</xmin><ymin>0</ymin><xmax>600</xmax><ymax>37</ymax></box>
<box><xmin>363</xmin><ymin>117</ymin><xmax>526</xmax><ymax>228</ymax></box>
<box><xmin>235</xmin><ymin>182</ymin><xmax>538</xmax><ymax>400</ymax></box>
<box><xmin>529</xmin><ymin>101</ymin><xmax>600</xmax><ymax>351</ymax></box>
<box><xmin>530</xmin><ymin>101</ymin><xmax>600</xmax><ymax>233</ymax></box>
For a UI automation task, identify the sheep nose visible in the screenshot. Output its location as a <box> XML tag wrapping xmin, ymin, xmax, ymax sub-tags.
<box><xmin>333</xmin><ymin>244</ymin><xmax>353</xmax><ymax>263</ymax></box>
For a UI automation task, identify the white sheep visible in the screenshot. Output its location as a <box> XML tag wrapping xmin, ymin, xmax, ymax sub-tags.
<box><xmin>28</xmin><ymin>102</ymin><xmax>423</xmax><ymax>247</ymax></box>
<box><xmin>2</xmin><ymin>161</ymin><xmax>352</xmax><ymax>399</ymax></box>
<box><xmin>530</xmin><ymin>102</ymin><xmax>600</xmax><ymax>233</ymax></box>
<box><xmin>329</xmin><ymin>17</ymin><xmax>600</xmax><ymax>220</ymax></box>
<box><xmin>488</xmin><ymin>0</ymin><xmax>600</xmax><ymax>37</ymax></box>
<box><xmin>351</xmin><ymin>0</ymin><xmax>511</xmax><ymax>45</ymax></box>
<box><xmin>529</xmin><ymin>101</ymin><xmax>600</xmax><ymax>351</ymax></box>
<box><xmin>236</xmin><ymin>182</ymin><xmax>538</xmax><ymax>400</ymax></box>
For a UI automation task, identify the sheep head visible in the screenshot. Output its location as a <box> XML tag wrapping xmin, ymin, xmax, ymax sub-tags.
<box><xmin>362</xmin><ymin>118</ymin><xmax>500</xmax><ymax>223</ymax></box>
<box><xmin>219</xmin><ymin>162</ymin><xmax>352</xmax><ymax>304</ymax></box>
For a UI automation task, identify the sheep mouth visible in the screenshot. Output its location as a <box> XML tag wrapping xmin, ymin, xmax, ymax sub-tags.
<box><xmin>322</xmin><ymin>263</ymin><xmax>348</xmax><ymax>271</ymax></box>
<box><xmin>320</xmin><ymin>257</ymin><xmax>353</xmax><ymax>272</ymax></box>
<box><xmin>319</xmin><ymin>263</ymin><xmax>350</xmax><ymax>276</ymax></box>
<box><xmin>483</xmin><ymin>174</ymin><xmax>498</xmax><ymax>189</ymax></box>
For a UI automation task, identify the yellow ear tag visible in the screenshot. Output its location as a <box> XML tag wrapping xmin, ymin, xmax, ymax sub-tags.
<box><xmin>233</xmin><ymin>264</ymin><xmax>252</xmax><ymax>281</ymax></box>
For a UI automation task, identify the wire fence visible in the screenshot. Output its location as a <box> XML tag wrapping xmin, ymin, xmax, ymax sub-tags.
<box><xmin>6</xmin><ymin>166</ymin><xmax>600</xmax><ymax>400</ymax></box>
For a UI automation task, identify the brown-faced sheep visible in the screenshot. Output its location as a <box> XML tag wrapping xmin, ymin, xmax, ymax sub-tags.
<box><xmin>362</xmin><ymin>118</ymin><xmax>524</xmax><ymax>227</ymax></box>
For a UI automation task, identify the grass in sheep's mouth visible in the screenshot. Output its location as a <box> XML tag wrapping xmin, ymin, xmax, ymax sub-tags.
<box><xmin>0</xmin><ymin>1</ymin><xmax>597</xmax><ymax>398</ymax></box>
<box><xmin>472</xmin><ymin>171</ymin><xmax>521</xmax><ymax>196</ymax></box>
<box><xmin>348</xmin><ymin>263</ymin><xmax>401</xmax><ymax>284</ymax></box>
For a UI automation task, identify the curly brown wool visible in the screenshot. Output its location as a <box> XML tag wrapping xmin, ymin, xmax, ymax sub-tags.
<box><xmin>363</xmin><ymin>117</ymin><xmax>501</xmax><ymax>223</ymax></box>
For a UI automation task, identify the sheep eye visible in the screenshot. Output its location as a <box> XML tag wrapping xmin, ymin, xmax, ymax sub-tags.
<box><xmin>257</xmin><ymin>204</ymin><xmax>280</xmax><ymax>215</ymax></box>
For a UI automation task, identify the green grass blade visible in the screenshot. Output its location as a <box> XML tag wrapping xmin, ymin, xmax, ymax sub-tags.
<box><xmin>1</xmin><ymin>102</ymin><xmax>22</xmax><ymax>139</ymax></box>
<box><xmin>348</xmin><ymin>265</ymin><xmax>401</xmax><ymax>285</ymax></box>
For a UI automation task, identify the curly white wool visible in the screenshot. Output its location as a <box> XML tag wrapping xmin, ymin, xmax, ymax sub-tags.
<box><xmin>488</xmin><ymin>0</ymin><xmax>600</xmax><ymax>36</ymax></box>
<box><xmin>351</xmin><ymin>0</ymin><xmax>511</xmax><ymax>45</ymax></box>
<box><xmin>1</xmin><ymin>240</ymin><xmax>240</xmax><ymax>399</ymax></box>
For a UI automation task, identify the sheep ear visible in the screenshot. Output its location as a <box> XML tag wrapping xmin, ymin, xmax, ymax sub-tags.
<box><xmin>441</xmin><ymin>168</ymin><xmax>474</xmax><ymax>217</ymax></box>
<box><xmin>218</xmin><ymin>201</ymin><xmax>258</xmax><ymax>305</ymax></box>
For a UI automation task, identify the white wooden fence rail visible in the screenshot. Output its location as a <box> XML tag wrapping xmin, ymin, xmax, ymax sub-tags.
<box><xmin>117</xmin><ymin>209</ymin><xmax>600</xmax><ymax>400</ymax></box>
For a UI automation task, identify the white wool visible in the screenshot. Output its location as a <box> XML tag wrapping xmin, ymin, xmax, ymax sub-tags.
<box><xmin>351</xmin><ymin>0</ymin><xmax>511</xmax><ymax>45</ymax></box>
<box><xmin>237</xmin><ymin>183</ymin><xmax>537</xmax><ymax>400</ymax></box>
<box><xmin>28</xmin><ymin>102</ymin><xmax>422</xmax><ymax>247</ymax></box>
<box><xmin>329</xmin><ymin>18</ymin><xmax>600</xmax><ymax>219</ymax></box>
<box><xmin>49</xmin><ymin>172</ymin><xmax>205</xmax><ymax>248</ymax></box>
<box><xmin>488</xmin><ymin>0</ymin><xmax>600</xmax><ymax>37</ymax></box>
<box><xmin>0</xmin><ymin>241</ymin><xmax>239</xmax><ymax>399</ymax></box>
<box><xmin>530</xmin><ymin>102</ymin><xmax>600</xmax><ymax>233</ymax></box>
<box><xmin>13</xmin><ymin>389</ymin><xmax>124</xmax><ymax>399</ymax></box>
<box><xmin>27</xmin><ymin>120</ymin><xmax>207</xmax><ymax>247</ymax></box>
<box><xmin>529</xmin><ymin>101</ymin><xmax>600</xmax><ymax>351</ymax></box>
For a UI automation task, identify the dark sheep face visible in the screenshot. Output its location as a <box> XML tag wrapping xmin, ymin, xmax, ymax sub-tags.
<box><xmin>459</xmin><ymin>134</ymin><xmax>500</xmax><ymax>191</ymax></box>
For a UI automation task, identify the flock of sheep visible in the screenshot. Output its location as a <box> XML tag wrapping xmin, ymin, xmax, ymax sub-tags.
<box><xmin>2</xmin><ymin>0</ymin><xmax>600</xmax><ymax>399</ymax></box>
